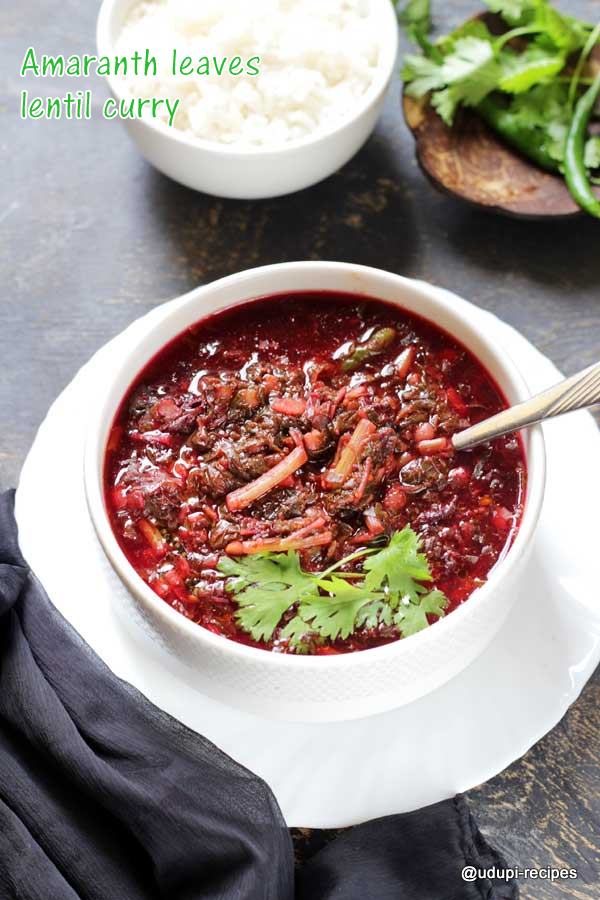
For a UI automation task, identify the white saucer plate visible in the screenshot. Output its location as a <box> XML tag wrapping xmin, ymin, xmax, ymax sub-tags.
<box><xmin>15</xmin><ymin>285</ymin><xmax>600</xmax><ymax>828</ymax></box>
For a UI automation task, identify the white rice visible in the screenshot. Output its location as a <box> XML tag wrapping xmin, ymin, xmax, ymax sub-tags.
<box><xmin>114</xmin><ymin>0</ymin><xmax>383</xmax><ymax>146</ymax></box>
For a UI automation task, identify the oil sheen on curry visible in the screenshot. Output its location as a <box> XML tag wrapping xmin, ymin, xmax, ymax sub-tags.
<box><xmin>105</xmin><ymin>293</ymin><xmax>526</xmax><ymax>654</ymax></box>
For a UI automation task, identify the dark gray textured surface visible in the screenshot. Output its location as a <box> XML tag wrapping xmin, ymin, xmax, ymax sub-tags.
<box><xmin>2</xmin><ymin>1</ymin><xmax>598</xmax><ymax>896</ymax></box>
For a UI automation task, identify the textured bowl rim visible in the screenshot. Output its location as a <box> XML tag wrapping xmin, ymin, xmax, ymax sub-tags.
<box><xmin>84</xmin><ymin>262</ymin><xmax>546</xmax><ymax>674</ymax></box>
<box><xmin>96</xmin><ymin>0</ymin><xmax>399</xmax><ymax>158</ymax></box>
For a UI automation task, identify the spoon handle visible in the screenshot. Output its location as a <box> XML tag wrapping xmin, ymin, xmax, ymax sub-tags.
<box><xmin>452</xmin><ymin>360</ymin><xmax>600</xmax><ymax>452</ymax></box>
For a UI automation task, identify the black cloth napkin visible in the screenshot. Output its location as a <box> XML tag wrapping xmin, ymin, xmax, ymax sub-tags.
<box><xmin>0</xmin><ymin>490</ymin><xmax>517</xmax><ymax>900</ymax></box>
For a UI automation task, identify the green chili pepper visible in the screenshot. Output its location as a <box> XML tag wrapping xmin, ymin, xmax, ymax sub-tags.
<box><xmin>564</xmin><ymin>72</ymin><xmax>600</xmax><ymax>218</ymax></box>
<box><xmin>341</xmin><ymin>327</ymin><xmax>396</xmax><ymax>372</ymax></box>
<box><xmin>476</xmin><ymin>96</ymin><xmax>561</xmax><ymax>174</ymax></box>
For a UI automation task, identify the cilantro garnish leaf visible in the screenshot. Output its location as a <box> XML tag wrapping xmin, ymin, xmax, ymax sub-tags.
<box><xmin>356</xmin><ymin>599</ymin><xmax>395</xmax><ymax>630</ymax></box>
<box><xmin>483</xmin><ymin>0</ymin><xmax>535</xmax><ymax>23</ymax></box>
<box><xmin>498</xmin><ymin>45</ymin><xmax>565</xmax><ymax>94</ymax></box>
<box><xmin>280</xmin><ymin>615</ymin><xmax>315</xmax><ymax>653</ymax></box>
<box><xmin>218</xmin><ymin>551</ymin><xmax>316</xmax><ymax>641</ymax></box>
<box><xmin>482</xmin><ymin>0</ymin><xmax>587</xmax><ymax>46</ymax></box>
<box><xmin>395</xmin><ymin>589</ymin><xmax>449</xmax><ymax>637</ymax></box>
<box><xmin>531</xmin><ymin>6</ymin><xmax>582</xmax><ymax>52</ymax></box>
<box><xmin>402</xmin><ymin>53</ymin><xmax>447</xmax><ymax>95</ymax></box>
<box><xmin>429</xmin><ymin>87</ymin><xmax>460</xmax><ymax>125</ymax></box>
<box><xmin>363</xmin><ymin>528</ymin><xmax>431</xmax><ymax>599</ymax></box>
<box><xmin>397</xmin><ymin>0</ymin><xmax>433</xmax><ymax>53</ymax></box>
<box><xmin>219</xmin><ymin>526</ymin><xmax>448</xmax><ymax>648</ymax></box>
<box><xmin>299</xmin><ymin>577</ymin><xmax>384</xmax><ymax>641</ymax></box>
<box><xmin>479</xmin><ymin>81</ymin><xmax>571</xmax><ymax>166</ymax></box>
<box><xmin>584</xmin><ymin>135</ymin><xmax>600</xmax><ymax>170</ymax></box>
<box><xmin>442</xmin><ymin>37</ymin><xmax>497</xmax><ymax>85</ymax></box>
<box><xmin>518</xmin><ymin>82</ymin><xmax>572</xmax><ymax>164</ymax></box>
<box><xmin>405</xmin><ymin>35</ymin><xmax>508</xmax><ymax>124</ymax></box>
<box><xmin>437</xmin><ymin>19</ymin><xmax>495</xmax><ymax>56</ymax></box>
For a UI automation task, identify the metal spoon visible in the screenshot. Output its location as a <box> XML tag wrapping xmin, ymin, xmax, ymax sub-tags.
<box><xmin>452</xmin><ymin>360</ymin><xmax>600</xmax><ymax>452</ymax></box>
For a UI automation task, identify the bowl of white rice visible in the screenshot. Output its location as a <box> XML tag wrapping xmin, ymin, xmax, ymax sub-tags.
<box><xmin>96</xmin><ymin>0</ymin><xmax>399</xmax><ymax>198</ymax></box>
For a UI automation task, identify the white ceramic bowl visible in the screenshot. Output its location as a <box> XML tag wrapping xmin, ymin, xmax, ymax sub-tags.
<box><xmin>85</xmin><ymin>262</ymin><xmax>546</xmax><ymax>722</ymax></box>
<box><xmin>96</xmin><ymin>0</ymin><xmax>399</xmax><ymax>199</ymax></box>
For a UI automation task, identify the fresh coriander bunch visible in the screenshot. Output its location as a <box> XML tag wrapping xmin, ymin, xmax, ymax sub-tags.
<box><xmin>399</xmin><ymin>0</ymin><xmax>600</xmax><ymax>217</ymax></box>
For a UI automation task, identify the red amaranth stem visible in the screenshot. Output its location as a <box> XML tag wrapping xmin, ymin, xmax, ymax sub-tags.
<box><xmin>323</xmin><ymin>418</ymin><xmax>376</xmax><ymax>488</ymax></box>
<box><xmin>225</xmin><ymin>530</ymin><xmax>333</xmax><ymax>556</ymax></box>
<box><xmin>270</xmin><ymin>397</ymin><xmax>307</xmax><ymax>416</ymax></box>
<box><xmin>226</xmin><ymin>445</ymin><xmax>308</xmax><ymax>512</ymax></box>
